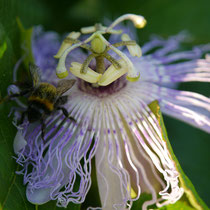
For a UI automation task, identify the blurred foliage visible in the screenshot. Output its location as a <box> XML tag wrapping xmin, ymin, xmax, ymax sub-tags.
<box><xmin>0</xmin><ymin>0</ymin><xmax>210</xmax><ymax>209</ymax></box>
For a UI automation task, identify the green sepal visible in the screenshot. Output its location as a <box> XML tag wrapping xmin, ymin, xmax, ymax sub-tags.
<box><xmin>157</xmin><ymin>200</ymin><xmax>195</xmax><ymax>210</ymax></box>
<box><xmin>148</xmin><ymin>100</ymin><xmax>208</xmax><ymax>210</ymax></box>
<box><xmin>16</xmin><ymin>17</ymin><xmax>34</xmax><ymax>69</ymax></box>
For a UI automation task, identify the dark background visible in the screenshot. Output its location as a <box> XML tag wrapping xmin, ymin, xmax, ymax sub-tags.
<box><xmin>0</xmin><ymin>0</ymin><xmax>209</xmax><ymax>208</ymax></box>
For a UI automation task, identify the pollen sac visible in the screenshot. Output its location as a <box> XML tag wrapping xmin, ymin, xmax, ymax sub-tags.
<box><xmin>121</xmin><ymin>34</ymin><xmax>142</xmax><ymax>57</ymax></box>
<box><xmin>126</xmin><ymin>73</ymin><xmax>140</xmax><ymax>82</ymax></box>
<box><xmin>132</xmin><ymin>15</ymin><xmax>147</xmax><ymax>28</ymax></box>
<box><xmin>81</xmin><ymin>26</ymin><xmax>96</xmax><ymax>34</ymax></box>
<box><xmin>56</xmin><ymin>64</ymin><xmax>68</xmax><ymax>79</ymax></box>
<box><xmin>54</xmin><ymin>32</ymin><xmax>81</xmax><ymax>58</ymax></box>
<box><xmin>126</xmin><ymin>65</ymin><xmax>140</xmax><ymax>82</ymax></box>
<box><xmin>98</xmin><ymin>59</ymin><xmax>127</xmax><ymax>86</ymax></box>
<box><xmin>70</xmin><ymin>62</ymin><xmax>102</xmax><ymax>83</ymax></box>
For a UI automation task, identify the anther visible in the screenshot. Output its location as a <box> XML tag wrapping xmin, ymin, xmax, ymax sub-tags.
<box><xmin>121</xmin><ymin>34</ymin><xmax>142</xmax><ymax>57</ymax></box>
<box><xmin>54</xmin><ymin>32</ymin><xmax>81</xmax><ymax>59</ymax></box>
<box><xmin>70</xmin><ymin>62</ymin><xmax>102</xmax><ymax>83</ymax></box>
<box><xmin>106</xmin><ymin>14</ymin><xmax>146</xmax><ymax>32</ymax></box>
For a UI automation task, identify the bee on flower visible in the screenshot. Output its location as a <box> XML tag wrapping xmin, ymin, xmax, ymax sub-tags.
<box><xmin>11</xmin><ymin>14</ymin><xmax>210</xmax><ymax>210</ymax></box>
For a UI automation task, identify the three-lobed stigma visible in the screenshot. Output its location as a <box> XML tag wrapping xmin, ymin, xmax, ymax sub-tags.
<box><xmin>55</xmin><ymin>14</ymin><xmax>146</xmax><ymax>86</ymax></box>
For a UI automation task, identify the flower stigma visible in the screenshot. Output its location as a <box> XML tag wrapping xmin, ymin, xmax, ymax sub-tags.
<box><xmin>55</xmin><ymin>14</ymin><xmax>146</xmax><ymax>86</ymax></box>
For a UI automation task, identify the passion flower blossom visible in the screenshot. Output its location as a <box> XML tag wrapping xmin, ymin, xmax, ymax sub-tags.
<box><xmin>11</xmin><ymin>14</ymin><xmax>210</xmax><ymax>210</ymax></box>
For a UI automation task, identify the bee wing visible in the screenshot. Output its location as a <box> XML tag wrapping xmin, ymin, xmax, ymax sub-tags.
<box><xmin>29</xmin><ymin>63</ymin><xmax>42</xmax><ymax>87</ymax></box>
<box><xmin>56</xmin><ymin>79</ymin><xmax>76</xmax><ymax>96</ymax></box>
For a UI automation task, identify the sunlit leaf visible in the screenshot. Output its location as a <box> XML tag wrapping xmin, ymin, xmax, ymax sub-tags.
<box><xmin>158</xmin><ymin>200</ymin><xmax>195</xmax><ymax>210</ymax></box>
<box><xmin>148</xmin><ymin>100</ymin><xmax>208</xmax><ymax>210</ymax></box>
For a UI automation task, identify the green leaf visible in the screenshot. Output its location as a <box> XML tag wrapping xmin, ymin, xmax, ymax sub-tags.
<box><xmin>148</xmin><ymin>100</ymin><xmax>209</xmax><ymax>210</ymax></box>
<box><xmin>0</xmin><ymin>1</ymin><xmax>81</xmax><ymax>209</ymax></box>
<box><xmin>16</xmin><ymin>17</ymin><xmax>34</xmax><ymax>68</ymax></box>
<box><xmin>131</xmin><ymin>193</ymin><xmax>154</xmax><ymax>210</ymax></box>
<box><xmin>158</xmin><ymin>200</ymin><xmax>195</xmax><ymax>210</ymax></box>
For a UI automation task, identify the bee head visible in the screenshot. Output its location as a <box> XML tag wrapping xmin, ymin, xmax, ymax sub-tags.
<box><xmin>27</xmin><ymin>104</ymin><xmax>44</xmax><ymax>123</ymax></box>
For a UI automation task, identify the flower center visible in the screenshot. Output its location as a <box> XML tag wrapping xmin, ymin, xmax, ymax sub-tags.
<box><xmin>78</xmin><ymin>76</ymin><xmax>127</xmax><ymax>98</ymax></box>
<box><xmin>54</xmin><ymin>14</ymin><xmax>147</xmax><ymax>86</ymax></box>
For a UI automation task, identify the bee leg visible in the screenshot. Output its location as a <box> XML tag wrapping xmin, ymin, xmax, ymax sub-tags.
<box><xmin>56</xmin><ymin>106</ymin><xmax>76</xmax><ymax>122</ymax></box>
<box><xmin>19</xmin><ymin>111</ymin><xmax>27</xmax><ymax>125</ymax></box>
<box><xmin>54</xmin><ymin>96</ymin><xmax>68</xmax><ymax>107</ymax></box>
<box><xmin>40</xmin><ymin>118</ymin><xmax>46</xmax><ymax>141</ymax></box>
<box><xmin>9</xmin><ymin>89</ymin><xmax>31</xmax><ymax>99</ymax></box>
<box><xmin>8</xmin><ymin>106</ymin><xmax>25</xmax><ymax>117</ymax></box>
<box><xmin>1</xmin><ymin>90</ymin><xmax>31</xmax><ymax>104</ymax></box>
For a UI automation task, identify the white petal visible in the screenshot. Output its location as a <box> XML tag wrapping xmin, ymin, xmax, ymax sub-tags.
<box><xmin>95</xmin><ymin>132</ymin><xmax>127</xmax><ymax>210</ymax></box>
<box><xmin>26</xmin><ymin>187</ymin><xmax>51</xmax><ymax>205</ymax></box>
<box><xmin>13</xmin><ymin>130</ymin><xmax>27</xmax><ymax>154</ymax></box>
<box><xmin>139</xmin><ymin>82</ymin><xmax>210</xmax><ymax>133</ymax></box>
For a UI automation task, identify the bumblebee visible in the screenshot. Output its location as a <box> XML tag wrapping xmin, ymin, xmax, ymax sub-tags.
<box><xmin>1</xmin><ymin>63</ymin><xmax>76</xmax><ymax>140</ymax></box>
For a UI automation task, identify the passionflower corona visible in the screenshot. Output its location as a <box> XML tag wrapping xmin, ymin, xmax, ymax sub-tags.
<box><xmin>11</xmin><ymin>14</ymin><xmax>210</xmax><ymax>209</ymax></box>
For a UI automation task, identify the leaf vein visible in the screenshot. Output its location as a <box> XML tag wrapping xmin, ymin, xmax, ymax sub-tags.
<box><xmin>1</xmin><ymin>165</ymin><xmax>19</xmax><ymax>209</ymax></box>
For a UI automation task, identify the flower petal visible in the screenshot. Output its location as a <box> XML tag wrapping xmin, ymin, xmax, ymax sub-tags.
<box><xmin>95</xmin><ymin>101</ymin><xmax>131</xmax><ymax>209</ymax></box>
<box><xmin>93</xmin><ymin>88</ymin><xmax>183</xmax><ymax>209</ymax></box>
<box><xmin>132</xmin><ymin>56</ymin><xmax>210</xmax><ymax>84</ymax></box>
<box><xmin>139</xmin><ymin>82</ymin><xmax>210</xmax><ymax>133</ymax></box>
<box><xmin>26</xmin><ymin>187</ymin><xmax>51</xmax><ymax>204</ymax></box>
<box><xmin>95</xmin><ymin>138</ymin><xmax>128</xmax><ymax>209</ymax></box>
<box><xmin>114</xmin><ymin>94</ymin><xmax>184</xmax><ymax>207</ymax></box>
<box><xmin>15</xmin><ymin>92</ymin><xmax>100</xmax><ymax>207</ymax></box>
<box><xmin>142</xmin><ymin>32</ymin><xmax>189</xmax><ymax>55</ymax></box>
<box><xmin>13</xmin><ymin>130</ymin><xmax>27</xmax><ymax>154</ymax></box>
<box><xmin>32</xmin><ymin>26</ymin><xmax>60</xmax><ymax>72</ymax></box>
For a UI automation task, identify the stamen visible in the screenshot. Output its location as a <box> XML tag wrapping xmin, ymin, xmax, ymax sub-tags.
<box><xmin>54</xmin><ymin>32</ymin><xmax>80</xmax><ymax>58</ymax></box>
<box><xmin>56</xmin><ymin>42</ymin><xmax>83</xmax><ymax>78</ymax></box>
<box><xmin>56</xmin><ymin>15</ymin><xmax>144</xmax><ymax>83</ymax></box>
<box><xmin>98</xmin><ymin>59</ymin><xmax>127</xmax><ymax>86</ymax></box>
<box><xmin>81</xmin><ymin>25</ymin><xmax>122</xmax><ymax>34</ymax></box>
<box><xmin>121</xmin><ymin>34</ymin><xmax>142</xmax><ymax>57</ymax></box>
<box><xmin>70</xmin><ymin>62</ymin><xmax>102</xmax><ymax>83</ymax></box>
<box><xmin>81</xmin><ymin>26</ymin><xmax>96</xmax><ymax>34</ymax></box>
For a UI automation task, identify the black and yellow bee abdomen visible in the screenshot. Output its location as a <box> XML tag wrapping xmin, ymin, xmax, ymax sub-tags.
<box><xmin>28</xmin><ymin>83</ymin><xmax>57</xmax><ymax>112</ymax></box>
